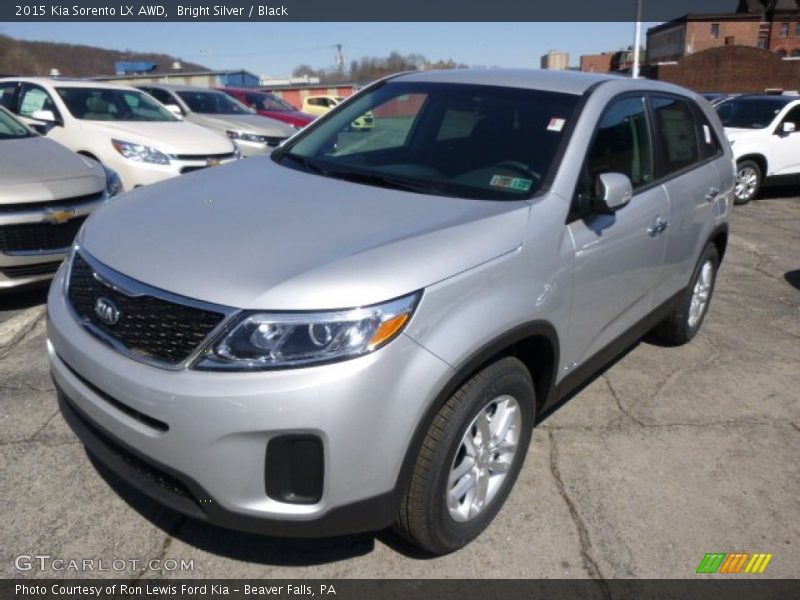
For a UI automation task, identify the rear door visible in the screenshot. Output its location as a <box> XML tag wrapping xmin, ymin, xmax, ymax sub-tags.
<box><xmin>650</xmin><ymin>94</ymin><xmax>721</xmax><ymax>303</ymax></box>
<box><xmin>566</xmin><ymin>95</ymin><xmax>670</xmax><ymax>364</ymax></box>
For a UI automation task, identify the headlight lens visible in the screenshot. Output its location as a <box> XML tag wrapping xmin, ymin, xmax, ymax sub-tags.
<box><xmin>111</xmin><ymin>139</ymin><xmax>170</xmax><ymax>165</ymax></box>
<box><xmin>102</xmin><ymin>165</ymin><xmax>123</xmax><ymax>197</ymax></box>
<box><xmin>226</xmin><ymin>130</ymin><xmax>265</xmax><ymax>143</ymax></box>
<box><xmin>196</xmin><ymin>291</ymin><xmax>421</xmax><ymax>370</ymax></box>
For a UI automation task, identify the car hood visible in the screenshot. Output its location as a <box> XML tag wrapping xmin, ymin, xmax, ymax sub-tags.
<box><xmin>0</xmin><ymin>136</ymin><xmax>105</xmax><ymax>202</ymax></box>
<box><xmin>83</xmin><ymin>120</ymin><xmax>234</xmax><ymax>155</ymax></box>
<box><xmin>80</xmin><ymin>158</ymin><xmax>530</xmax><ymax>310</ymax></box>
<box><xmin>188</xmin><ymin>113</ymin><xmax>294</xmax><ymax>138</ymax></box>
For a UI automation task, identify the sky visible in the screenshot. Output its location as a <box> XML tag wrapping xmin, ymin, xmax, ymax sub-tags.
<box><xmin>0</xmin><ymin>22</ymin><xmax>661</xmax><ymax>77</ymax></box>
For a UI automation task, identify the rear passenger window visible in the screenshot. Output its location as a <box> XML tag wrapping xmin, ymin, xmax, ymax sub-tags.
<box><xmin>651</xmin><ymin>96</ymin><xmax>701</xmax><ymax>175</ymax></box>
<box><xmin>583</xmin><ymin>96</ymin><xmax>654</xmax><ymax>193</ymax></box>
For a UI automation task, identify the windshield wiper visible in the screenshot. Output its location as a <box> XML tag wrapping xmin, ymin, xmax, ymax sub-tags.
<box><xmin>279</xmin><ymin>152</ymin><xmax>330</xmax><ymax>176</ymax></box>
<box><xmin>332</xmin><ymin>170</ymin><xmax>452</xmax><ymax>196</ymax></box>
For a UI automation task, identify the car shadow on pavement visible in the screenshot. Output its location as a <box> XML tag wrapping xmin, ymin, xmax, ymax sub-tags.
<box><xmin>88</xmin><ymin>453</ymin><xmax>435</xmax><ymax>565</ymax></box>
<box><xmin>0</xmin><ymin>285</ymin><xmax>48</xmax><ymax>310</ymax></box>
<box><xmin>784</xmin><ymin>269</ymin><xmax>800</xmax><ymax>291</ymax></box>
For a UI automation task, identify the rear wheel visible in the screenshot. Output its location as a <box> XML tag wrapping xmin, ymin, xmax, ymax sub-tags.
<box><xmin>734</xmin><ymin>159</ymin><xmax>761</xmax><ymax>205</ymax></box>
<box><xmin>395</xmin><ymin>357</ymin><xmax>534</xmax><ymax>554</ymax></box>
<box><xmin>652</xmin><ymin>243</ymin><xmax>719</xmax><ymax>345</ymax></box>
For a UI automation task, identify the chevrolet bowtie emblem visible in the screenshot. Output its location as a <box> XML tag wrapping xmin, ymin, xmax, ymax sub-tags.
<box><xmin>44</xmin><ymin>208</ymin><xmax>77</xmax><ymax>225</ymax></box>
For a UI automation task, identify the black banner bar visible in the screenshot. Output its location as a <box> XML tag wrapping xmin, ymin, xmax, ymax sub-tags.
<box><xmin>4</xmin><ymin>0</ymin><xmax>754</xmax><ymax>23</ymax></box>
<box><xmin>3</xmin><ymin>580</ymin><xmax>800</xmax><ymax>600</ymax></box>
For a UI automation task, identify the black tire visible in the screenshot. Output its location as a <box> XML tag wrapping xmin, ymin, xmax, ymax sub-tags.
<box><xmin>652</xmin><ymin>243</ymin><xmax>719</xmax><ymax>345</ymax></box>
<box><xmin>395</xmin><ymin>357</ymin><xmax>535</xmax><ymax>554</ymax></box>
<box><xmin>734</xmin><ymin>159</ymin><xmax>762</xmax><ymax>205</ymax></box>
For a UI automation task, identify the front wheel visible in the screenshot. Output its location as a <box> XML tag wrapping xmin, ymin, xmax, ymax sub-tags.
<box><xmin>395</xmin><ymin>357</ymin><xmax>534</xmax><ymax>554</ymax></box>
<box><xmin>734</xmin><ymin>159</ymin><xmax>761</xmax><ymax>205</ymax></box>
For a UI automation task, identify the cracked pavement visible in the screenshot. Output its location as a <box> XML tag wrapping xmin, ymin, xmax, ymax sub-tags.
<box><xmin>1</xmin><ymin>196</ymin><xmax>798</xmax><ymax>579</ymax></box>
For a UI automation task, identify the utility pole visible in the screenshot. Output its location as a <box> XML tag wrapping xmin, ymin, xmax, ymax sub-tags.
<box><xmin>334</xmin><ymin>44</ymin><xmax>345</xmax><ymax>75</ymax></box>
<box><xmin>632</xmin><ymin>0</ymin><xmax>643</xmax><ymax>78</ymax></box>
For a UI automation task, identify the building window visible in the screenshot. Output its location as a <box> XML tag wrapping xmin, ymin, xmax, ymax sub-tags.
<box><xmin>779</xmin><ymin>22</ymin><xmax>789</xmax><ymax>38</ymax></box>
<box><xmin>758</xmin><ymin>35</ymin><xmax>768</xmax><ymax>49</ymax></box>
<box><xmin>711</xmin><ymin>23</ymin><xmax>720</xmax><ymax>39</ymax></box>
<box><xmin>796</xmin><ymin>22</ymin><xmax>800</xmax><ymax>37</ymax></box>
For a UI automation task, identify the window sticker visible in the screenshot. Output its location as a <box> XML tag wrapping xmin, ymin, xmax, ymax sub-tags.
<box><xmin>547</xmin><ymin>117</ymin><xmax>566</xmax><ymax>132</ymax></box>
<box><xmin>703</xmin><ymin>124</ymin><xmax>712</xmax><ymax>145</ymax></box>
<box><xmin>490</xmin><ymin>175</ymin><xmax>533</xmax><ymax>192</ymax></box>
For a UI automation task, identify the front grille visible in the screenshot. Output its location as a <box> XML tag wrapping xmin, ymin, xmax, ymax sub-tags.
<box><xmin>1</xmin><ymin>261</ymin><xmax>62</xmax><ymax>279</ymax></box>
<box><xmin>67</xmin><ymin>253</ymin><xmax>226</xmax><ymax>366</ymax></box>
<box><xmin>0</xmin><ymin>191</ymin><xmax>103</xmax><ymax>214</ymax></box>
<box><xmin>0</xmin><ymin>216</ymin><xmax>87</xmax><ymax>253</ymax></box>
<box><xmin>170</xmin><ymin>152</ymin><xmax>237</xmax><ymax>161</ymax></box>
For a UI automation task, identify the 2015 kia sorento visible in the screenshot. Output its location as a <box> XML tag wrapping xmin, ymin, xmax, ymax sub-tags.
<box><xmin>47</xmin><ymin>70</ymin><xmax>733</xmax><ymax>554</ymax></box>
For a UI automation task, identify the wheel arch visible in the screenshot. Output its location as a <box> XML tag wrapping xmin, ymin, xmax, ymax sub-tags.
<box><xmin>391</xmin><ymin>321</ymin><xmax>560</xmax><ymax>506</ymax></box>
<box><xmin>708</xmin><ymin>222</ymin><xmax>729</xmax><ymax>263</ymax></box>
<box><xmin>76</xmin><ymin>150</ymin><xmax>101</xmax><ymax>163</ymax></box>
<box><xmin>737</xmin><ymin>153</ymin><xmax>767</xmax><ymax>177</ymax></box>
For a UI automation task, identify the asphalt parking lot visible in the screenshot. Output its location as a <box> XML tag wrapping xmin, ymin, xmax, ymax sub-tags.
<box><xmin>1</xmin><ymin>195</ymin><xmax>798</xmax><ymax>579</ymax></box>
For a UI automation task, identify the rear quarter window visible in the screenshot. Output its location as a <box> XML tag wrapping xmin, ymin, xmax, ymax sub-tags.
<box><xmin>652</xmin><ymin>96</ymin><xmax>701</xmax><ymax>176</ymax></box>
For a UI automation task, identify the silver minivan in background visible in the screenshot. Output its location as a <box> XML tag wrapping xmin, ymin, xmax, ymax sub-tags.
<box><xmin>47</xmin><ymin>70</ymin><xmax>733</xmax><ymax>554</ymax></box>
<box><xmin>0</xmin><ymin>106</ymin><xmax>118</xmax><ymax>291</ymax></box>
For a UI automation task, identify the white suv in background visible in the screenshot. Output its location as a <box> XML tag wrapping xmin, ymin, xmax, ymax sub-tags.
<box><xmin>0</xmin><ymin>78</ymin><xmax>239</xmax><ymax>191</ymax></box>
<box><xmin>715</xmin><ymin>94</ymin><xmax>800</xmax><ymax>204</ymax></box>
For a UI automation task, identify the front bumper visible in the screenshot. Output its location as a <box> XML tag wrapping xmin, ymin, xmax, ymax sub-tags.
<box><xmin>0</xmin><ymin>195</ymin><xmax>105</xmax><ymax>291</ymax></box>
<box><xmin>108</xmin><ymin>154</ymin><xmax>238</xmax><ymax>190</ymax></box>
<box><xmin>47</xmin><ymin>265</ymin><xmax>453</xmax><ymax>535</ymax></box>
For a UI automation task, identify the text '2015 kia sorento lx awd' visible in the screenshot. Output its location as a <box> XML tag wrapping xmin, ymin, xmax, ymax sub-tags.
<box><xmin>47</xmin><ymin>70</ymin><xmax>733</xmax><ymax>555</ymax></box>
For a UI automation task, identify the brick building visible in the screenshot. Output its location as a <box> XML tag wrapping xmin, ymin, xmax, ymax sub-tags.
<box><xmin>647</xmin><ymin>1</ymin><xmax>800</xmax><ymax>64</ymax></box>
<box><xmin>580</xmin><ymin>52</ymin><xmax>614</xmax><ymax>73</ymax></box>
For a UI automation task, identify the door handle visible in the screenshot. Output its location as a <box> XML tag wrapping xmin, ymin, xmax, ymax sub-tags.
<box><xmin>648</xmin><ymin>217</ymin><xmax>668</xmax><ymax>236</ymax></box>
<box><xmin>705</xmin><ymin>187</ymin><xmax>720</xmax><ymax>202</ymax></box>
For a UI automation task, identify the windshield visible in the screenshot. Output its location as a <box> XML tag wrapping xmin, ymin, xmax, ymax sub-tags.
<box><xmin>178</xmin><ymin>90</ymin><xmax>252</xmax><ymax>115</ymax></box>
<box><xmin>0</xmin><ymin>107</ymin><xmax>33</xmax><ymax>139</ymax></box>
<box><xmin>250</xmin><ymin>92</ymin><xmax>296</xmax><ymax>112</ymax></box>
<box><xmin>56</xmin><ymin>87</ymin><xmax>178</xmax><ymax>122</ymax></box>
<box><xmin>274</xmin><ymin>81</ymin><xmax>580</xmax><ymax>200</ymax></box>
<box><xmin>715</xmin><ymin>97</ymin><xmax>791</xmax><ymax>129</ymax></box>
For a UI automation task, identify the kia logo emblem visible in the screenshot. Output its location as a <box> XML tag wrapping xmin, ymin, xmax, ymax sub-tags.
<box><xmin>94</xmin><ymin>297</ymin><xmax>120</xmax><ymax>325</ymax></box>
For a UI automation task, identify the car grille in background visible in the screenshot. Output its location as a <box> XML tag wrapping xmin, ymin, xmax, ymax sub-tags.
<box><xmin>261</xmin><ymin>137</ymin><xmax>286</xmax><ymax>147</ymax></box>
<box><xmin>67</xmin><ymin>253</ymin><xmax>226</xmax><ymax>366</ymax></box>
<box><xmin>0</xmin><ymin>216</ymin><xmax>87</xmax><ymax>253</ymax></box>
<box><xmin>170</xmin><ymin>152</ymin><xmax>237</xmax><ymax>161</ymax></box>
<box><xmin>0</xmin><ymin>191</ymin><xmax>104</xmax><ymax>214</ymax></box>
<box><xmin>1</xmin><ymin>261</ymin><xmax>62</xmax><ymax>279</ymax></box>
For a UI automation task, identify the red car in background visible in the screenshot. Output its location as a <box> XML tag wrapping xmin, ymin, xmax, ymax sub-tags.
<box><xmin>218</xmin><ymin>87</ymin><xmax>315</xmax><ymax>129</ymax></box>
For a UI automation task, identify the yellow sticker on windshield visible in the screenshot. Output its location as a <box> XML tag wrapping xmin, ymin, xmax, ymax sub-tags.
<box><xmin>490</xmin><ymin>175</ymin><xmax>532</xmax><ymax>192</ymax></box>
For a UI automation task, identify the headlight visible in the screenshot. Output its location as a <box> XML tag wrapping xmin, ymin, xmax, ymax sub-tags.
<box><xmin>196</xmin><ymin>291</ymin><xmax>421</xmax><ymax>370</ymax></box>
<box><xmin>226</xmin><ymin>130</ymin><xmax>265</xmax><ymax>143</ymax></box>
<box><xmin>111</xmin><ymin>139</ymin><xmax>170</xmax><ymax>165</ymax></box>
<box><xmin>102</xmin><ymin>165</ymin><xmax>123</xmax><ymax>197</ymax></box>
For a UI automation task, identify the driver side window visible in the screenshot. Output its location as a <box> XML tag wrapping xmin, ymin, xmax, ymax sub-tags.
<box><xmin>581</xmin><ymin>96</ymin><xmax>654</xmax><ymax>196</ymax></box>
<box><xmin>781</xmin><ymin>105</ymin><xmax>800</xmax><ymax>130</ymax></box>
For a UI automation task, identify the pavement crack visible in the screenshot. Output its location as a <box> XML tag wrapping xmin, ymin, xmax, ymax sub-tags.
<box><xmin>134</xmin><ymin>517</ymin><xmax>186</xmax><ymax>580</ymax></box>
<box><xmin>791</xmin><ymin>423</ymin><xmax>800</xmax><ymax>434</ymax></box>
<box><xmin>0</xmin><ymin>307</ymin><xmax>46</xmax><ymax>359</ymax></box>
<box><xmin>603</xmin><ymin>374</ymin><xmax>646</xmax><ymax>427</ymax></box>
<box><xmin>29</xmin><ymin>409</ymin><xmax>60</xmax><ymax>442</ymax></box>
<box><xmin>547</xmin><ymin>430</ymin><xmax>610</xmax><ymax>598</ymax></box>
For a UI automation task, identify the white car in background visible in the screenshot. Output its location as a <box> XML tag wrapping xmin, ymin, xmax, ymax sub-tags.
<box><xmin>0</xmin><ymin>78</ymin><xmax>239</xmax><ymax>191</ymax></box>
<box><xmin>715</xmin><ymin>94</ymin><xmax>800</xmax><ymax>204</ymax></box>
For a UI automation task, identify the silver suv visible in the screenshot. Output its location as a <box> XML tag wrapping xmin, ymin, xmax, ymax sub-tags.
<box><xmin>47</xmin><ymin>70</ymin><xmax>733</xmax><ymax>554</ymax></box>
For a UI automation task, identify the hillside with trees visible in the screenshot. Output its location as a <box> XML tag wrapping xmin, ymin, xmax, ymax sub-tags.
<box><xmin>292</xmin><ymin>51</ymin><xmax>468</xmax><ymax>83</ymax></box>
<box><xmin>0</xmin><ymin>34</ymin><xmax>207</xmax><ymax>77</ymax></box>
